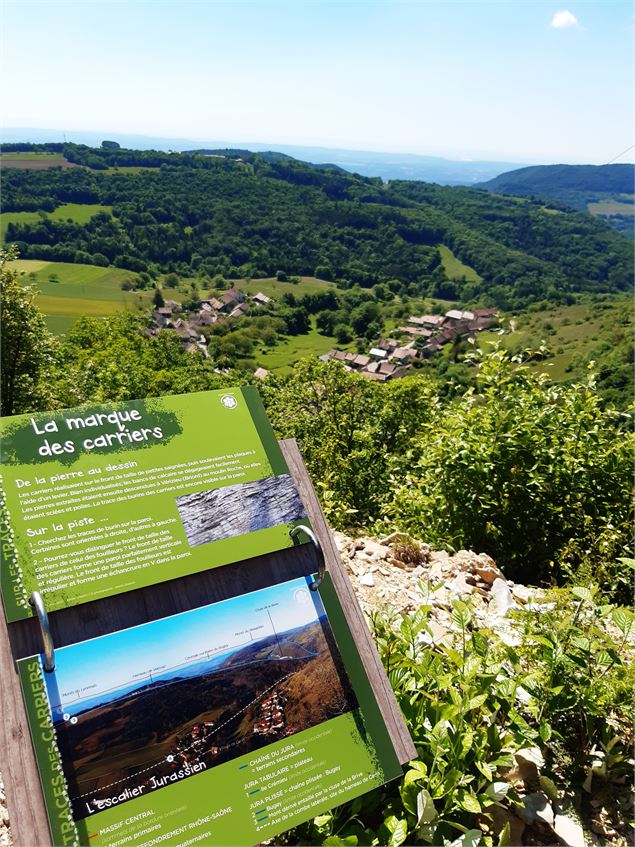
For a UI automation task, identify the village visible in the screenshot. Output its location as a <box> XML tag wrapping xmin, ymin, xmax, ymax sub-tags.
<box><xmin>147</xmin><ymin>286</ymin><xmax>268</xmax><ymax>357</ymax></box>
<box><xmin>165</xmin><ymin>687</ymin><xmax>289</xmax><ymax>775</ymax></box>
<box><xmin>321</xmin><ymin>307</ymin><xmax>499</xmax><ymax>382</ymax></box>
<box><xmin>147</xmin><ymin>288</ymin><xmax>498</xmax><ymax>382</ymax></box>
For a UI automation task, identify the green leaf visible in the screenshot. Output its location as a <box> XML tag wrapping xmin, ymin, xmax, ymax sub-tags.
<box><xmin>484</xmin><ymin>781</ymin><xmax>510</xmax><ymax>802</ymax></box>
<box><xmin>539</xmin><ymin>720</ymin><xmax>552</xmax><ymax>742</ymax></box>
<box><xmin>475</xmin><ymin>760</ymin><xmax>493</xmax><ymax>780</ymax></box>
<box><xmin>451</xmin><ymin>829</ymin><xmax>483</xmax><ymax>847</ymax></box>
<box><xmin>459</xmin><ymin>791</ymin><xmax>482</xmax><ymax>813</ymax></box>
<box><xmin>381</xmin><ymin>816</ymin><xmax>409</xmax><ymax>847</ymax></box>
<box><xmin>497</xmin><ymin>822</ymin><xmax>511</xmax><ymax>847</ymax></box>
<box><xmin>611</xmin><ymin>607</ymin><xmax>633</xmax><ymax>634</ymax></box>
<box><xmin>323</xmin><ymin>837</ymin><xmax>358</xmax><ymax>846</ymax></box>
<box><xmin>416</xmin><ymin>788</ymin><xmax>437</xmax><ymax>826</ymax></box>
<box><xmin>571</xmin><ymin>586</ymin><xmax>594</xmax><ymax>604</ymax></box>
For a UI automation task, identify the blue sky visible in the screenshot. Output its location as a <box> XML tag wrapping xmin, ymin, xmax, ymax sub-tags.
<box><xmin>42</xmin><ymin>576</ymin><xmax>322</xmax><ymax>711</ymax></box>
<box><xmin>1</xmin><ymin>1</ymin><xmax>632</xmax><ymax>163</ymax></box>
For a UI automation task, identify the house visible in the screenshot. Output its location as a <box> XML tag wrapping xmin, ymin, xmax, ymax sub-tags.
<box><xmin>375</xmin><ymin>338</ymin><xmax>400</xmax><ymax>352</ymax></box>
<box><xmin>208</xmin><ymin>297</ymin><xmax>224</xmax><ymax>311</ymax></box>
<box><xmin>328</xmin><ymin>350</ymin><xmax>348</xmax><ymax>363</ymax></box>
<box><xmin>369</xmin><ymin>347</ymin><xmax>387</xmax><ymax>360</ymax></box>
<box><xmin>229</xmin><ymin>303</ymin><xmax>250</xmax><ymax>319</ymax></box>
<box><xmin>351</xmin><ymin>353</ymin><xmax>371</xmax><ymax>369</ymax></box>
<box><xmin>389</xmin><ymin>347</ymin><xmax>418</xmax><ymax>365</ymax></box>
<box><xmin>409</xmin><ymin>315</ymin><xmax>446</xmax><ymax>328</ymax></box>
<box><xmin>252</xmin><ymin>292</ymin><xmax>272</xmax><ymax>306</ymax></box>
<box><xmin>398</xmin><ymin>325</ymin><xmax>433</xmax><ymax>338</ymax></box>
<box><xmin>445</xmin><ymin>309</ymin><xmax>475</xmax><ymax>322</ymax></box>
<box><xmin>219</xmin><ymin>288</ymin><xmax>245</xmax><ymax>311</ymax></box>
<box><xmin>164</xmin><ymin>299</ymin><xmax>181</xmax><ymax>312</ymax></box>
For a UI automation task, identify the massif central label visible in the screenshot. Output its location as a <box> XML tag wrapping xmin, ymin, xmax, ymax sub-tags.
<box><xmin>0</xmin><ymin>388</ymin><xmax>309</xmax><ymax>622</ymax></box>
<box><xmin>19</xmin><ymin>575</ymin><xmax>402</xmax><ymax>847</ymax></box>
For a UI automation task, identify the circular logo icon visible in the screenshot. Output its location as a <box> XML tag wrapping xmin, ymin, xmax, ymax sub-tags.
<box><xmin>220</xmin><ymin>394</ymin><xmax>238</xmax><ymax>410</ymax></box>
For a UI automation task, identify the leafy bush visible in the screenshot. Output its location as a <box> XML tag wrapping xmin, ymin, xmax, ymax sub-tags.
<box><xmin>260</xmin><ymin>359</ymin><xmax>436</xmax><ymax>526</ymax></box>
<box><xmin>379</xmin><ymin>348</ymin><xmax>634</xmax><ymax>600</ymax></box>
<box><xmin>280</xmin><ymin>590</ymin><xmax>634</xmax><ymax>846</ymax></box>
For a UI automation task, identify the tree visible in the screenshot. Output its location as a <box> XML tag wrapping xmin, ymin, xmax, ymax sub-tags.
<box><xmin>152</xmin><ymin>288</ymin><xmax>165</xmax><ymax>308</ymax></box>
<box><xmin>0</xmin><ymin>247</ymin><xmax>57</xmax><ymax>416</ymax></box>
<box><xmin>164</xmin><ymin>273</ymin><xmax>179</xmax><ymax>288</ymax></box>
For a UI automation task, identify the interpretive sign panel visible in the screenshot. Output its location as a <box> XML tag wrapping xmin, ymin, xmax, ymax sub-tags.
<box><xmin>0</xmin><ymin>389</ymin><xmax>309</xmax><ymax>622</ymax></box>
<box><xmin>18</xmin><ymin>574</ymin><xmax>402</xmax><ymax>847</ymax></box>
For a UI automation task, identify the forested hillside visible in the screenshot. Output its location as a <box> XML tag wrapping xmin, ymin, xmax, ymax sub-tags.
<box><xmin>480</xmin><ymin>163</ymin><xmax>635</xmax><ymax>236</ymax></box>
<box><xmin>3</xmin><ymin>144</ymin><xmax>632</xmax><ymax>310</ymax></box>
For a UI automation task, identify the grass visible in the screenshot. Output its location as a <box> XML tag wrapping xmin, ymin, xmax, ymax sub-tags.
<box><xmin>2</xmin><ymin>203</ymin><xmax>112</xmax><ymax>242</ymax></box>
<box><xmin>255</xmin><ymin>319</ymin><xmax>345</xmax><ymax>373</ymax></box>
<box><xmin>438</xmin><ymin>245</ymin><xmax>482</xmax><ymax>283</ymax></box>
<box><xmin>10</xmin><ymin>259</ymin><xmax>151</xmax><ymax>333</ymax></box>
<box><xmin>477</xmin><ymin>295</ymin><xmax>633</xmax><ymax>381</ymax></box>
<box><xmin>103</xmin><ymin>166</ymin><xmax>162</xmax><ymax>174</ymax></box>
<box><xmin>587</xmin><ymin>198</ymin><xmax>635</xmax><ymax>217</ymax></box>
<box><xmin>0</xmin><ymin>152</ymin><xmax>75</xmax><ymax>169</ymax></box>
<box><xmin>220</xmin><ymin>276</ymin><xmax>337</xmax><ymax>299</ymax></box>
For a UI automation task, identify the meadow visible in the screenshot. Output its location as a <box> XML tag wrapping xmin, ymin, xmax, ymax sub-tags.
<box><xmin>9</xmin><ymin>259</ymin><xmax>148</xmax><ymax>333</ymax></box>
<box><xmin>477</xmin><ymin>295</ymin><xmax>633</xmax><ymax>380</ymax></box>
<box><xmin>1</xmin><ymin>203</ymin><xmax>113</xmax><ymax>242</ymax></box>
<box><xmin>255</xmin><ymin>319</ymin><xmax>346</xmax><ymax>372</ymax></box>
<box><xmin>437</xmin><ymin>244</ymin><xmax>481</xmax><ymax>282</ymax></box>
<box><xmin>220</xmin><ymin>275</ymin><xmax>337</xmax><ymax>298</ymax></box>
<box><xmin>0</xmin><ymin>152</ymin><xmax>75</xmax><ymax>169</ymax></box>
<box><xmin>587</xmin><ymin>196</ymin><xmax>635</xmax><ymax>217</ymax></box>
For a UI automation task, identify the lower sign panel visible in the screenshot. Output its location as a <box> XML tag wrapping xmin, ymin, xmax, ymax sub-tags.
<box><xmin>18</xmin><ymin>575</ymin><xmax>402</xmax><ymax>846</ymax></box>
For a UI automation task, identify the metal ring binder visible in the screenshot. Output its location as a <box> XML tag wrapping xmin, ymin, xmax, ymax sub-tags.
<box><xmin>289</xmin><ymin>525</ymin><xmax>326</xmax><ymax>591</ymax></box>
<box><xmin>29</xmin><ymin>592</ymin><xmax>55</xmax><ymax>673</ymax></box>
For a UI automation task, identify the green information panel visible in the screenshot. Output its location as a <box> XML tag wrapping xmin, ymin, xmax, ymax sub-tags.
<box><xmin>0</xmin><ymin>388</ymin><xmax>308</xmax><ymax>622</ymax></box>
<box><xmin>18</xmin><ymin>575</ymin><xmax>402</xmax><ymax>847</ymax></box>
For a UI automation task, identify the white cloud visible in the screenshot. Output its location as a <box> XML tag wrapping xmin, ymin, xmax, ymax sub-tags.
<box><xmin>551</xmin><ymin>10</ymin><xmax>579</xmax><ymax>29</ymax></box>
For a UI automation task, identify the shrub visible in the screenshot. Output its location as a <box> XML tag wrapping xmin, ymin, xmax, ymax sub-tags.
<box><xmin>380</xmin><ymin>347</ymin><xmax>634</xmax><ymax>599</ymax></box>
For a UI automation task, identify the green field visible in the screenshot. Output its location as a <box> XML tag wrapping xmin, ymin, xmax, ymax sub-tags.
<box><xmin>0</xmin><ymin>152</ymin><xmax>75</xmax><ymax>169</ymax></box>
<box><xmin>220</xmin><ymin>276</ymin><xmax>337</xmax><ymax>299</ymax></box>
<box><xmin>10</xmin><ymin>259</ymin><xmax>149</xmax><ymax>333</ymax></box>
<box><xmin>587</xmin><ymin>197</ymin><xmax>635</xmax><ymax>217</ymax></box>
<box><xmin>255</xmin><ymin>319</ymin><xmax>345</xmax><ymax>373</ymax></box>
<box><xmin>438</xmin><ymin>245</ymin><xmax>482</xmax><ymax>282</ymax></box>
<box><xmin>478</xmin><ymin>296</ymin><xmax>633</xmax><ymax>381</ymax></box>
<box><xmin>2</xmin><ymin>203</ymin><xmax>113</xmax><ymax>242</ymax></box>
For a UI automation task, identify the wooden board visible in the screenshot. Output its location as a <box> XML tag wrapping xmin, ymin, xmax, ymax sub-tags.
<box><xmin>0</xmin><ymin>439</ymin><xmax>415</xmax><ymax>847</ymax></box>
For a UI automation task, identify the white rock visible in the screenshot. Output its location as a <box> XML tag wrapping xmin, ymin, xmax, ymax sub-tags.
<box><xmin>554</xmin><ymin>812</ymin><xmax>586</xmax><ymax>847</ymax></box>
<box><xmin>490</xmin><ymin>577</ymin><xmax>515</xmax><ymax>616</ymax></box>
<box><xmin>518</xmin><ymin>792</ymin><xmax>554</xmax><ymax>827</ymax></box>
<box><xmin>359</xmin><ymin>572</ymin><xmax>375</xmax><ymax>587</ymax></box>
<box><xmin>511</xmin><ymin>584</ymin><xmax>534</xmax><ymax>605</ymax></box>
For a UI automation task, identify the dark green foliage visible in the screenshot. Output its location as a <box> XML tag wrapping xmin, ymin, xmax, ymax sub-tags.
<box><xmin>281</xmin><ymin>593</ymin><xmax>633</xmax><ymax>846</ymax></box>
<box><xmin>3</xmin><ymin>144</ymin><xmax>632</xmax><ymax>308</ymax></box>
<box><xmin>381</xmin><ymin>349</ymin><xmax>634</xmax><ymax>600</ymax></box>
<box><xmin>260</xmin><ymin>360</ymin><xmax>437</xmax><ymax>526</ymax></box>
<box><xmin>0</xmin><ymin>247</ymin><xmax>58</xmax><ymax>416</ymax></box>
<box><xmin>480</xmin><ymin>163</ymin><xmax>634</xmax><ymax>198</ymax></box>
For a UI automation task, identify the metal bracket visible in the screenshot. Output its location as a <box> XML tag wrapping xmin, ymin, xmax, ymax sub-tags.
<box><xmin>29</xmin><ymin>592</ymin><xmax>55</xmax><ymax>673</ymax></box>
<box><xmin>289</xmin><ymin>524</ymin><xmax>326</xmax><ymax>591</ymax></box>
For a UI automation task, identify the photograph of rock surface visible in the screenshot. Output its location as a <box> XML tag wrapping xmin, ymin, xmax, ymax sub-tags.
<box><xmin>176</xmin><ymin>473</ymin><xmax>307</xmax><ymax>546</ymax></box>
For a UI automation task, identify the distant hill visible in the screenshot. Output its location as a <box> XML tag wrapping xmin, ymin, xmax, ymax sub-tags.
<box><xmin>1</xmin><ymin>128</ymin><xmax>525</xmax><ymax>184</ymax></box>
<box><xmin>2</xmin><ymin>143</ymin><xmax>632</xmax><ymax>308</ymax></box>
<box><xmin>185</xmin><ymin>147</ymin><xmax>348</xmax><ymax>172</ymax></box>
<box><xmin>479</xmin><ymin>163</ymin><xmax>634</xmax><ymax>236</ymax></box>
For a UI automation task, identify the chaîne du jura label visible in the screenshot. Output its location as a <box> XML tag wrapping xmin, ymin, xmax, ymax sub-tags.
<box><xmin>18</xmin><ymin>574</ymin><xmax>402</xmax><ymax>846</ymax></box>
<box><xmin>0</xmin><ymin>388</ymin><xmax>310</xmax><ymax>622</ymax></box>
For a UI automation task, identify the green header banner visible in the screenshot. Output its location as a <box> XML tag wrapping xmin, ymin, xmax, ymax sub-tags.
<box><xmin>18</xmin><ymin>575</ymin><xmax>402</xmax><ymax>846</ymax></box>
<box><xmin>0</xmin><ymin>388</ymin><xmax>308</xmax><ymax>622</ymax></box>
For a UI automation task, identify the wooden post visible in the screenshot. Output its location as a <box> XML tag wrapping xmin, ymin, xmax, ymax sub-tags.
<box><xmin>0</xmin><ymin>440</ymin><xmax>415</xmax><ymax>847</ymax></box>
